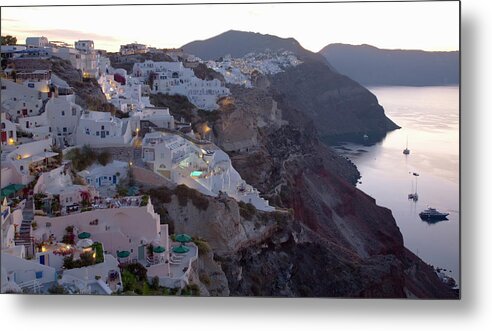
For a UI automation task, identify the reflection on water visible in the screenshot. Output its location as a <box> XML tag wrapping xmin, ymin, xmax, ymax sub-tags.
<box><xmin>334</xmin><ymin>86</ymin><xmax>460</xmax><ymax>286</ymax></box>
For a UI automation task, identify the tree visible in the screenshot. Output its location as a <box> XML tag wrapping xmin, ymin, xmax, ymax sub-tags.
<box><xmin>1</xmin><ymin>35</ymin><xmax>17</xmax><ymax>45</ymax></box>
<box><xmin>97</xmin><ymin>150</ymin><xmax>112</xmax><ymax>166</ymax></box>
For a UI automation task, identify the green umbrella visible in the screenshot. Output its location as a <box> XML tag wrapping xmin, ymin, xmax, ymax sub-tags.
<box><xmin>78</xmin><ymin>232</ymin><xmax>91</xmax><ymax>239</ymax></box>
<box><xmin>117</xmin><ymin>250</ymin><xmax>130</xmax><ymax>258</ymax></box>
<box><xmin>175</xmin><ymin>234</ymin><xmax>192</xmax><ymax>243</ymax></box>
<box><xmin>153</xmin><ymin>246</ymin><xmax>166</xmax><ymax>254</ymax></box>
<box><xmin>172</xmin><ymin>246</ymin><xmax>190</xmax><ymax>254</ymax></box>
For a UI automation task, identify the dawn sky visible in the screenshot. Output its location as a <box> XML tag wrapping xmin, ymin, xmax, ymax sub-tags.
<box><xmin>1</xmin><ymin>1</ymin><xmax>459</xmax><ymax>53</ymax></box>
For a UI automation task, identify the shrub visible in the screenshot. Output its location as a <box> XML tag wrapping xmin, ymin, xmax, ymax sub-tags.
<box><xmin>140</xmin><ymin>195</ymin><xmax>149</xmax><ymax>206</ymax></box>
<box><xmin>63</xmin><ymin>255</ymin><xmax>75</xmax><ymax>269</ymax></box>
<box><xmin>174</xmin><ymin>185</ymin><xmax>209</xmax><ymax>210</ymax></box>
<box><xmin>193</xmin><ymin>238</ymin><xmax>211</xmax><ymax>256</ymax></box>
<box><xmin>121</xmin><ymin>270</ymin><xmax>137</xmax><ymax>292</ymax></box>
<box><xmin>97</xmin><ymin>150</ymin><xmax>112</xmax><ymax>166</ymax></box>
<box><xmin>65</xmin><ymin>145</ymin><xmax>112</xmax><ymax>171</ymax></box>
<box><xmin>123</xmin><ymin>262</ymin><xmax>147</xmax><ymax>282</ymax></box>
<box><xmin>91</xmin><ymin>242</ymin><xmax>104</xmax><ymax>264</ymax></box>
<box><xmin>239</xmin><ymin>201</ymin><xmax>257</xmax><ymax>220</ymax></box>
<box><xmin>61</xmin><ymin>234</ymin><xmax>75</xmax><ymax>245</ymax></box>
<box><xmin>150</xmin><ymin>276</ymin><xmax>160</xmax><ymax>290</ymax></box>
<box><xmin>148</xmin><ymin>187</ymin><xmax>173</xmax><ymax>204</ymax></box>
<box><xmin>48</xmin><ymin>284</ymin><xmax>68</xmax><ymax>294</ymax></box>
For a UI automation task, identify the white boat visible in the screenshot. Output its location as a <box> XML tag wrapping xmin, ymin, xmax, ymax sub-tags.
<box><xmin>403</xmin><ymin>136</ymin><xmax>410</xmax><ymax>155</ymax></box>
<box><xmin>408</xmin><ymin>172</ymin><xmax>419</xmax><ymax>202</ymax></box>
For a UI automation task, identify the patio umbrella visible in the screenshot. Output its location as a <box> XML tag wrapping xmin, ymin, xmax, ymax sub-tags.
<box><xmin>76</xmin><ymin>238</ymin><xmax>94</xmax><ymax>249</ymax></box>
<box><xmin>117</xmin><ymin>250</ymin><xmax>130</xmax><ymax>258</ymax></box>
<box><xmin>78</xmin><ymin>232</ymin><xmax>91</xmax><ymax>239</ymax></box>
<box><xmin>175</xmin><ymin>234</ymin><xmax>192</xmax><ymax>244</ymax></box>
<box><xmin>153</xmin><ymin>246</ymin><xmax>166</xmax><ymax>254</ymax></box>
<box><xmin>172</xmin><ymin>246</ymin><xmax>189</xmax><ymax>254</ymax></box>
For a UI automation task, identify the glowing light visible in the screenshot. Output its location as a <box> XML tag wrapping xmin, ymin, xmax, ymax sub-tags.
<box><xmin>92</xmin><ymin>252</ymin><xmax>96</xmax><ymax>259</ymax></box>
<box><xmin>41</xmin><ymin>246</ymin><xmax>46</xmax><ymax>252</ymax></box>
<box><xmin>8</xmin><ymin>138</ymin><xmax>15</xmax><ymax>145</ymax></box>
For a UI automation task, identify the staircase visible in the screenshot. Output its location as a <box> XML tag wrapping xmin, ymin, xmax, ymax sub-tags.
<box><xmin>14</xmin><ymin>218</ymin><xmax>35</xmax><ymax>257</ymax></box>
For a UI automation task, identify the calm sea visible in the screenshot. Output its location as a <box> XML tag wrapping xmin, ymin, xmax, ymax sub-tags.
<box><xmin>333</xmin><ymin>86</ymin><xmax>460</xmax><ymax>285</ymax></box>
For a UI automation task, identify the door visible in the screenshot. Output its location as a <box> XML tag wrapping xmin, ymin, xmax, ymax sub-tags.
<box><xmin>1</xmin><ymin>131</ymin><xmax>6</xmax><ymax>142</ymax></box>
<box><xmin>101</xmin><ymin>131</ymin><xmax>106</xmax><ymax>138</ymax></box>
<box><xmin>113</xmin><ymin>175</ymin><xmax>117</xmax><ymax>184</ymax></box>
<box><xmin>138</xmin><ymin>245</ymin><xmax>145</xmax><ymax>261</ymax></box>
<box><xmin>39</xmin><ymin>255</ymin><xmax>45</xmax><ymax>265</ymax></box>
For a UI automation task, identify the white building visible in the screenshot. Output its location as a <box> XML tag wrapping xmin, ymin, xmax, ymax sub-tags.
<box><xmin>33</xmin><ymin>165</ymin><xmax>98</xmax><ymax>215</ymax></box>
<box><xmin>45</xmin><ymin>94</ymin><xmax>83</xmax><ymax>147</ymax></box>
<box><xmin>1</xmin><ymin>198</ymin><xmax>24</xmax><ymax>251</ymax></box>
<box><xmin>25</xmin><ymin>36</ymin><xmax>49</xmax><ymax>49</ymax></box>
<box><xmin>75</xmin><ymin>111</ymin><xmax>133</xmax><ymax>147</ymax></box>
<box><xmin>77</xmin><ymin>161</ymin><xmax>128</xmax><ymax>189</ymax></box>
<box><xmin>120</xmin><ymin>42</ymin><xmax>147</xmax><ymax>55</ymax></box>
<box><xmin>133</xmin><ymin>60</ymin><xmax>229</xmax><ymax>110</ymax></box>
<box><xmin>1</xmin><ymin>79</ymin><xmax>49</xmax><ymax>109</ymax></box>
<box><xmin>131</xmin><ymin>107</ymin><xmax>175</xmax><ymax>134</ymax></box>
<box><xmin>2</xmin><ymin>138</ymin><xmax>58</xmax><ymax>185</ymax></box>
<box><xmin>74</xmin><ymin>40</ymin><xmax>97</xmax><ymax>78</ymax></box>
<box><xmin>141</xmin><ymin>132</ymin><xmax>273</xmax><ymax>211</ymax></box>
<box><xmin>1</xmin><ymin>253</ymin><xmax>56</xmax><ymax>293</ymax></box>
<box><xmin>33</xmin><ymin>199</ymin><xmax>166</xmax><ymax>264</ymax></box>
<box><xmin>1</xmin><ymin>45</ymin><xmax>27</xmax><ymax>59</ymax></box>
<box><xmin>2</xmin><ymin>98</ymin><xmax>44</xmax><ymax>122</ymax></box>
<box><xmin>1</xmin><ymin>112</ymin><xmax>17</xmax><ymax>146</ymax></box>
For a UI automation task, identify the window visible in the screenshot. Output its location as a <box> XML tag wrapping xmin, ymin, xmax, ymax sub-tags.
<box><xmin>29</xmin><ymin>109</ymin><xmax>33</xmax><ymax>113</ymax></box>
<box><xmin>72</xmin><ymin>108</ymin><xmax>76</xmax><ymax>116</ymax></box>
<box><xmin>1</xmin><ymin>86</ymin><xmax>5</xmax><ymax>90</ymax></box>
<box><xmin>63</xmin><ymin>127</ymin><xmax>67</xmax><ymax>133</ymax></box>
<box><xmin>96</xmin><ymin>131</ymin><xmax>99</xmax><ymax>136</ymax></box>
<box><xmin>86</xmin><ymin>128</ymin><xmax>90</xmax><ymax>135</ymax></box>
<box><xmin>101</xmin><ymin>125</ymin><xmax>105</xmax><ymax>130</ymax></box>
<box><xmin>61</xmin><ymin>111</ymin><xmax>65</xmax><ymax>116</ymax></box>
<box><xmin>49</xmin><ymin>127</ymin><xmax>52</xmax><ymax>132</ymax></box>
<box><xmin>20</xmin><ymin>165</ymin><xmax>24</xmax><ymax>171</ymax></box>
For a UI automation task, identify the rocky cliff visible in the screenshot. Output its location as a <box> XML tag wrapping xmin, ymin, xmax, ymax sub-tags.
<box><xmin>269</xmin><ymin>60</ymin><xmax>400</xmax><ymax>141</ymax></box>
<box><xmin>147</xmin><ymin>77</ymin><xmax>457</xmax><ymax>298</ymax></box>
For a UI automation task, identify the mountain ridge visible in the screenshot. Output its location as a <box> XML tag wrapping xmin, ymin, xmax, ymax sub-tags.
<box><xmin>319</xmin><ymin>43</ymin><xmax>459</xmax><ymax>86</ymax></box>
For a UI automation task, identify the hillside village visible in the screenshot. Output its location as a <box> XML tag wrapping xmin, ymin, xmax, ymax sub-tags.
<box><xmin>0</xmin><ymin>37</ymin><xmax>281</xmax><ymax>295</ymax></box>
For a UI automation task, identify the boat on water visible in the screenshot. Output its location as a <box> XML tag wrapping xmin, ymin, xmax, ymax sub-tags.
<box><xmin>408</xmin><ymin>172</ymin><xmax>419</xmax><ymax>202</ymax></box>
<box><xmin>403</xmin><ymin>136</ymin><xmax>410</xmax><ymax>155</ymax></box>
<box><xmin>419</xmin><ymin>207</ymin><xmax>449</xmax><ymax>221</ymax></box>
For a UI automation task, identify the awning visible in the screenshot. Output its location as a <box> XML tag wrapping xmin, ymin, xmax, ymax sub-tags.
<box><xmin>117</xmin><ymin>250</ymin><xmax>130</xmax><ymax>258</ymax></box>
<box><xmin>0</xmin><ymin>183</ymin><xmax>26</xmax><ymax>199</ymax></box>
<box><xmin>175</xmin><ymin>234</ymin><xmax>192</xmax><ymax>243</ymax></box>
<box><xmin>153</xmin><ymin>246</ymin><xmax>166</xmax><ymax>254</ymax></box>
<box><xmin>78</xmin><ymin>232</ymin><xmax>91</xmax><ymax>239</ymax></box>
<box><xmin>172</xmin><ymin>246</ymin><xmax>190</xmax><ymax>254</ymax></box>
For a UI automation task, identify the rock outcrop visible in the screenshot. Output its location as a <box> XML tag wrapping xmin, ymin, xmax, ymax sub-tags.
<box><xmin>144</xmin><ymin>75</ymin><xmax>457</xmax><ymax>297</ymax></box>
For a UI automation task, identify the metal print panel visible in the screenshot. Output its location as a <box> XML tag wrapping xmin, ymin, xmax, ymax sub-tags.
<box><xmin>0</xmin><ymin>1</ymin><xmax>460</xmax><ymax>298</ymax></box>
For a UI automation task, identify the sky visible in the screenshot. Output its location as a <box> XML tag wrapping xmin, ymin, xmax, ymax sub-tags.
<box><xmin>1</xmin><ymin>1</ymin><xmax>460</xmax><ymax>53</ymax></box>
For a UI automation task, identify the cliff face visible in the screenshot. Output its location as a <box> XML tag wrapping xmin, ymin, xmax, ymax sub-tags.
<box><xmin>269</xmin><ymin>61</ymin><xmax>400</xmax><ymax>141</ymax></box>
<box><xmin>145</xmin><ymin>78</ymin><xmax>457</xmax><ymax>298</ymax></box>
